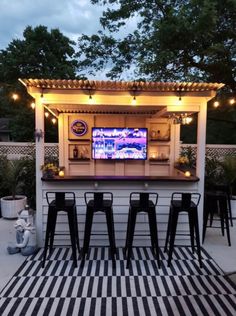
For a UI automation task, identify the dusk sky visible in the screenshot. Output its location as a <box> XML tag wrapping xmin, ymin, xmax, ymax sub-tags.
<box><xmin>0</xmin><ymin>0</ymin><xmax>104</xmax><ymax>50</ymax></box>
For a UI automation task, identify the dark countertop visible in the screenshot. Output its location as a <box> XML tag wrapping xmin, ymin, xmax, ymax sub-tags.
<box><xmin>42</xmin><ymin>175</ymin><xmax>199</xmax><ymax>182</ymax></box>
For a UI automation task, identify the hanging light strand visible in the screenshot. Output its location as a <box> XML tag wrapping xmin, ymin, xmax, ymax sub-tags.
<box><xmin>168</xmin><ymin>113</ymin><xmax>193</xmax><ymax>125</ymax></box>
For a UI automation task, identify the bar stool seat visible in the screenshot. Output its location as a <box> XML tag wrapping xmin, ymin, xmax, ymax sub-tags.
<box><xmin>81</xmin><ymin>192</ymin><xmax>116</xmax><ymax>261</ymax></box>
<box><xmin>203</xmin><ymin>188</ymin><xmax>231</xmax><ymax>246</ymax></box>
<box><xmin>42</xmin><ymin>192</ymin><xmax>80</xmax><ymax>268</ymax></box>
<box><xmin>124</xmin><ymin>192</ymin><xmax>160</xmax><ymax>269</ymax></box>
<box><xmin>164</xmin><ymin>192</ymin><xmax>202</xmax><ymax>267</ymax></box>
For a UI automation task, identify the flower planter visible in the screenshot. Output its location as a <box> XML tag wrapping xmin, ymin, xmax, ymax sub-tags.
<box><xmin>0</xmin><ymin>195</ymin><xmax>27</xmax><ymax>219</ymax></box>
<box><xmin>43</xmin><ymin>170</ymin><xmax>55</xmax><ymax>178</ymax></box>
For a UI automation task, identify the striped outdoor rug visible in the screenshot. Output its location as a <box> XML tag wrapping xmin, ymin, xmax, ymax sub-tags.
<box><xmin>0</xmin><ymin>247</ymin><xmax>236</xmax><ymax>316</ymax></box>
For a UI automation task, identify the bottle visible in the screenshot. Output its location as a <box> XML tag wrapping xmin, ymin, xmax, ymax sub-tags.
<box><xmin>73</xmin><ymin>145</ymin><xmax>78</xmax><ymax>159</ymax></box>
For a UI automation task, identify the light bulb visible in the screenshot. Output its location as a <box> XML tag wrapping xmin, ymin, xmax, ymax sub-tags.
<box><xmin>31</xmin><ymin>102</ymin><xmax>35</xmax><ymax>109</ymax></box>
<box><xmin>186</xmin><ymin>117</ymin><xmax>193</xmax><ymax>124</ymax></box>
<box><xmin>177</xmin><ymin>96</ymin><xmax>182</xmax><ymax>106</ymax></box>
<box><xmin>213</xmin><ymin>100</ymin><xmax>219</xmax><ymax>108</ymax></box>
<box><xmin>52</xmin><ymin>118</ymin><xmax>57</xmax><ymax>124</ymax></box>
<box><xmin>45</xmin><ymin>112</ymin><xmax>49</xmax><ymax>118</ymax></box>
<box><xmin>88</xmin><ymin>94</ymin><xmax>94</xmax><ymax>104</ymax></box>
<box><xmin>131</xmin><ymin>96</ymin><xmax>137</xmax><ymax>106</ymax></box>
<box><xmin>229</xmin><ymin>98</ymin><xmax>235</xmax><ymax>105</ymax></box>
<box><xmin>12</xmin><ymin>93</ymin><xmax>19</xmax><ymax>101</ymax></box>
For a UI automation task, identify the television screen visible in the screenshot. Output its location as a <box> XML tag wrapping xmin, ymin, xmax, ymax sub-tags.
<box><xmin>92</xmin><ymin>127</ymin><xmax>148</xmax><ymax>160</ymax></box>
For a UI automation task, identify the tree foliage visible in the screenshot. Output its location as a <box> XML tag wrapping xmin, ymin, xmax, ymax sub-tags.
<box><xmin>0</xmin><ymin>25</ymin><xmax>79</xmax><ymax>141</ymax></box>
<box><xmin>77</xmin><ymin>0</ymin><xmax>236</xmax><ymax>91</ymax></box>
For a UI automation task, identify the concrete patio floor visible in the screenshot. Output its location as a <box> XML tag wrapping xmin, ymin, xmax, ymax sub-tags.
<box><xmin>0</xmin><ymin>217</ymin><xmax>236</xmax><ymax>292</ymax></box>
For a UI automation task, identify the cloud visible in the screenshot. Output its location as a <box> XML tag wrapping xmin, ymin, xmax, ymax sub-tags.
<box><xmin>0</xmin><ymin>0</ymin><xmax>103</xmax><ymax>49</ymax></box>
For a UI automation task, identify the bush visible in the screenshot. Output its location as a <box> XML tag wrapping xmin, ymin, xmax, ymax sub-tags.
<box><xmin>204</xmin><ymin>156</ymin><xmax>222</xmax><ymax>189</ymax></box>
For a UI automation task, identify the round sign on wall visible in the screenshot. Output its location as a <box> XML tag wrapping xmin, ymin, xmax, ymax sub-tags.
<box><xmin>70</xmin><ymin>120</ymin><xmax>88</xmax><ymax>137</ymax></box>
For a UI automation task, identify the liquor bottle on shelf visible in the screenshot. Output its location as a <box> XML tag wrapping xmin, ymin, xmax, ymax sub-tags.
<box><xmin>73</xmin><ymin>145</ymin><xmax>79</xmax><ymax>159</ymax></box>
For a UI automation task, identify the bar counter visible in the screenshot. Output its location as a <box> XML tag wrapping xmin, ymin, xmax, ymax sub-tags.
<box><xmin>39</xmin><ymin>173</ymin><xmax>200</xmax><ymax>248</ymax></box>
<box><xmin>42</xmin><ymin>174</ymin><xmax>199</xmax><ymax>182</ymax></box>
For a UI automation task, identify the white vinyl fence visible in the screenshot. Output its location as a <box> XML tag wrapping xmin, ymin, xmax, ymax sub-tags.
<box><xmin>0</xmin><ymin>142</ymin><xmax>58</xmax><ymax>160</ymax></box>
<box><xmin>0</xmin><ymin>142</ymin><xmax>236</xmax><ymax>160</ymax></box>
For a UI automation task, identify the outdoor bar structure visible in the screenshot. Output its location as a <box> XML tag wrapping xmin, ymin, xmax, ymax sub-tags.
<box><xmin>20</xmin><ymin>79</ymin><xmax>223</xmax><ymax>247</ymax></box>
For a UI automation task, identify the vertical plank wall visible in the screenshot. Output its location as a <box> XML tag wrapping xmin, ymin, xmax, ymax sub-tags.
<box><xmin>40</xmin><ymin>180</ymin><xmax>199</xmax><ymax>248</ymax></box>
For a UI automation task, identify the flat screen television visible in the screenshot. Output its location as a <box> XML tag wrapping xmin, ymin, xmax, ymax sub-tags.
<box><xmin>92</xmin><ymin>127</ymin><xmax>148</xmax><ymax>160</ymax></box>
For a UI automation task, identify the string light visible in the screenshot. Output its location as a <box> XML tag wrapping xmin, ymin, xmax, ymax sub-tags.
<box><xmin>213</xmin><ymin>100</ymin><xmax>220</xmax><ymax>108</ymax></box>
<box><xmin>229</xmin><ymin>98</ymin><xmax>235</xmax><ymax>105</ymax></box>
<box><xmin>88</xmin><ymin>94</ymin><xmax>93</xmax><ymax>104</ymax></box>
<box><xmin>51</xmin><ymin>118</ymin><xmax>57</xmax><ymax>124</ymax></box>
<box><xmin>177</xmin><ymin>95</ymin><xmax>182</xmax><ymax>106</ymax></box>
<box><xmin>169</xmin><ymin>113</ymin><xmax>193</xmax><ymax>125</ymax></box>
<box><xmin>45</xmin><ymin>112</ymin><xmax>49</xmax><ymax>118</ymax></box>
<box><xmin>176</xmin><ymin>88</ymin><xmax>183</xmax><ymax>106</ymax></box>
<box><xmin>12</xmin><ymin>93</ymin><xmax>19</xmax><ymax>101</ymax></box>
<box><xmin>40</xmin><ymin>89</ymin><xmax>45</xmax><ymax>103</ymax></box>
<box><xmin>131</xmin><ymin>82</ymin><xmax>138</xmax><ymax>106</ymax></box>
<box><xmin>131</xmin><ymin>95</ymin><xmax>137</xmax><ymax>106</ymax></box>
<box><xmin>31</xmin><ymin>102</ymin><xmax>35</xmax><ymax>109</ymax></box>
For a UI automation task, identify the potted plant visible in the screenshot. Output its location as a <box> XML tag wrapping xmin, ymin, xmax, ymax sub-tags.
<box><xmin>41</xmin><ymin>162</ymin><xmax>59</xmax><ymax>178</ymax></box>
<box><xmin>0</xmin><ymin>156</ymin><xmax>30</xmax><ymax>218</ymax></box>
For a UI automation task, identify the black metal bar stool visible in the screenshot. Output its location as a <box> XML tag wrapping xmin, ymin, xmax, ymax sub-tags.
<box><xmin>42</xmin><ymin>192</ymin><xmax>80</xmax><ymax>268</ymax></box>
<box><xmin>124</xmin><ymin>192</ymin><xmax>160</xmax><ymax>269</ymax></box>
<box><xmin>203</xmin><ymin>188</ymin><xmax>231</xmax><ymax>246</ymax></box>
<box><xmin>164</xmin><ymin>192</ymin><xmax>202</xmax><ymax>267</ymax></box>
<box><xmin>81</xmin><ymin>192</ymin><xmax>116</xmax><ymax>261</ymax></box>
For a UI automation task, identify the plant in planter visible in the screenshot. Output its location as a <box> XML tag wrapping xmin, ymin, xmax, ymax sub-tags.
<box><xmin>0</xmin><ymin>156</ymin><xmax>32</xmax><ymax>218</ymax></box>
<box><xmin>41</xmin><ymin>162</ymin><xmax>59</xmax><ymax>178</ymax></box>
<box><xmin>180</xmin><ymin>146</ymin><xmax>196</xmax><ymax>168</ymax></box>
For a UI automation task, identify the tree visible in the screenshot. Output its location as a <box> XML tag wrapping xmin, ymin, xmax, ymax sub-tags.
<box><xmin>77</xmin><ymin>0</ymin><xmax>236</xmax><ymax>91</ymax></box>
<box><xmin>0</xmin><ymin>25</ymin><xmax>79</xmax><ymax>142</ymax></box>
<box><xmin>77</xmin><ymin>0</ymin><xmax>236</xmax><ymax>143</ymax></box>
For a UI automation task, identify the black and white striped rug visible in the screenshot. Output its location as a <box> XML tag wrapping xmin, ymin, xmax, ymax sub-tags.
<box><xmin>0</xmin><ymin>247</ymin><xmax>236</xmax><ymax>316</ymax></box>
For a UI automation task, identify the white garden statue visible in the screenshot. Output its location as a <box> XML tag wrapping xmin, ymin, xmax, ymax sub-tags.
<box><xmin>7</xmin><ymin>218</ymin><xmax>37</xmax><ymax>256</ymax></box>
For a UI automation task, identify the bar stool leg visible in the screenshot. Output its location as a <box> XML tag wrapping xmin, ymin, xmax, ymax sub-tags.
<box><xmin>225</xmin><ymin>210</ymin><xmax>231</xmax><ymax>246</ymax></box>
<box><xmin>167</xmin><ymin>211</ymin><xmax>179</xmax><ymax>267</ymax></box>
<box><xmin>188</xmin><ymin>212</ymin><xmax>195</xmax><ymax>253</ymax></box>
<box><xmin>164</xmin><ymin>206</ymin><xmax>172</xmax><ymax>253</ymax></box>
<box><xmin>73</xmin><ymin>206</ymin><xmax>80</xmax><ymax>252</ymax></box>
<box><xmin>49</xmin><ymin>209</ymin><xmax>58</xmax><ymax>253</ymax></box>
<box><xmin>67</xmin><ymin>211</ymin><xmax>78</xmax><ymax>267</ymax></box>
<box><xmin>219</xmin><ymin>197</ymin><xmax>231</xmax><ymax>246</ymax></box>
<box><xmin>228</xmin><ymin>197</ymin><xmax>233</xmax><ymax>227</ymax></box>
<box><xmin>105</xmin><ymin>210</ymin><xmax>116</xmax><ymax>260</ymax></box>
<box><xmin>148</xmin><ymin>209</ymin><xmax>160</xmax><ymax>268</ymax></box>
<box><xmin>124</xmin><ymin>207</ymin><xmax>131</xmax><ymax>256</ymax></box>
<box><xmin>193</xmin><ymin>210</ymin><xmax>202</xmax><ymax>268</ymax></box>
<box><xmin>202</xmin><ymin>200</ymin><xmax>210</xmax><ymax>244</ymax></box>
<box><xmin>209</xmin><ymin>197</ymin><xmax>216</xmax><ymax>227</ymax></box>
<box><xmin>126</xmin><ymin>211</ymin><xmax>137</xmax><ymax>268</ymax></box>
<box><xmin>82</xmin><ymin>209</ymin><xmax>94</xmax><ymax>258</ymax></box>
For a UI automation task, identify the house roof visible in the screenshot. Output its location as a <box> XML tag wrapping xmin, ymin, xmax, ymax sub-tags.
<box><xmin>19</xmin><ymin>79</ymin><xmax>224</xmax><ymax>92</ymax></box>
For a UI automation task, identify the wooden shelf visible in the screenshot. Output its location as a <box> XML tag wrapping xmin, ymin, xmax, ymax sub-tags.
<box><xmin>68</xmin><ymin>138</ymin><xmax>90</xmax><ymax>142</ymax></box>
<box><xmin>149</xmin><ymin>158</ymin><xmax>169</xmax><ymax>162</ymax></box>
<box><xmin>149</xmin><ymin>138</ymin><xmax>170</xmax><ymax>142</ymax></box>
<box><xmin>69</xmin><ymin>158</ymin><xmax>90</xmax><ymax>161</ymax></box>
